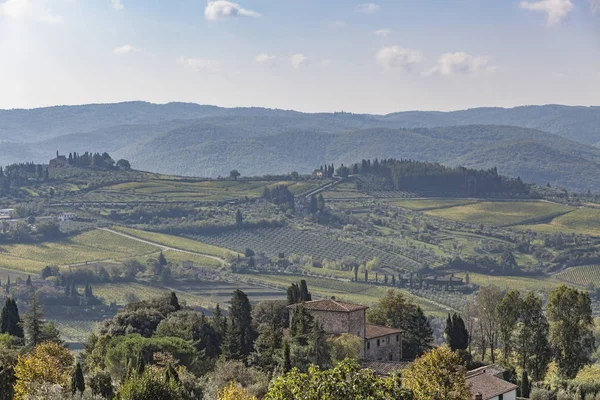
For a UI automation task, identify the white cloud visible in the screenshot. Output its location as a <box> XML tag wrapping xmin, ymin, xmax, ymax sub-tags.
<box><xmin>589</xmin><ymin>0</ymin><xmax>600</xmax><ymax>12</ymax></box>
<box><xmin>355</xmin><ymin>3</ymin><xmax>379</xmax><ymax>14</ymax></box>
<box><xmin>519</xmin><ymin>0</ymin><xmax>574</xmax><ymax>25</ymax></box>
<box><xmin>254</xmin><ymin>53</ymin><xmax>276</xmax><ymax>64</ymax></box>
<box><xmin>0</xmin><ymin>0</ymin><xmax>62</xmax><ymax>23</ymax></box>
<box><xmin>177</xmin><ymin>57</ymin><xmax>221</xmax><ymax>73</ymax></box>
<box><xmin>424</xmin><ymin>52</ymin><xmax>496</xmax><ymax>76</ymax></box>
<box><xmin>376</xmin><ymin>46</ymin><xmax>422</xmax><ymax>70</ymax></box>
<box><xmin>374</xmin><ymin>28</ymin><xmax>391</xmax><ymax>37</ymax></box>
<box><xmin>113</xmin><ymin>45</ymin><xmax>140</xmax><ymax>55</ymax></box>
<box><xmin>111</xmin><ymin>0</ymin><xmax>124</xmax><ymax>10</ymax></box>
<box><xmin>291</xmin><ymin>53</ymin><xmax>308</xmax><ymax>69</ymax></box>
<box><xmin>204</xmin><ymin>1</ymin><xmax>260</xmax><ymax>20</ymax></box>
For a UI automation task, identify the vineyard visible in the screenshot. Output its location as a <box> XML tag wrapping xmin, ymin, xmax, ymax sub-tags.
<box><xmin>555</xmin><ymin>265</ymin><xmax>600</xmax><ymax>287</ymax></box>
<box><xmin>188</xmin><ymin>227</ymin><xmax>421</xmax><ymax>271</ymax></box>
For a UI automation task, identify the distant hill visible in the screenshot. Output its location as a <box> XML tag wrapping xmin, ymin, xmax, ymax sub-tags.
<box><xmin>1</xmin><ymin>102</ymin><xmax>600</xmax><ymax>191</ymax></box>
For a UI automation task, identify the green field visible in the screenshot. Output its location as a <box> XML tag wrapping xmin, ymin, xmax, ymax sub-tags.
<box><xmin>0</xmin><ymin>230</ymin><xmax>160</xmax><ymax>272</ymax></box>
<box><xmin>391</xmin><ymin>199</ymin><xmax>478</xmax><ymax>211</ymax></box>
<box><xmin>555</xmin><ymin>265</ymin><xmax>600</xmax><ymax>287</ymax></box>
<box><xmin>95</xmin><ymin>179</ymin><xmax>321</xmax><ymax>203</ymax></box>
<box><xmin>513</xmin><ymin>208</ymin><xmax>600</xmax><ymax>237</ymax></box>
<box><xmin>456</xmin><ymin>272</ymin><xmax>562</xmax><ymax>293</ymax></box>
<box><xmin>111</xmin><ymin>226</ymin><xmax>234</xmax><ymax>259</ymax></box>
<box><xmin>425</xmin><ymin>201</ymin><xmax>573</xmax><ymax>226</ymax></box>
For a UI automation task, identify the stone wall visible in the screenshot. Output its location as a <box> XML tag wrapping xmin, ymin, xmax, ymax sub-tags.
<box><xmin>365</xmin><ymin>333</ymin><xmax>402</xmax><ymax>361</ymax></box>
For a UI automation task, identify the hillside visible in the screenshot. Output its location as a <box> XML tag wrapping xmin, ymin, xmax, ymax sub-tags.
<box><xmin>2</xmin><ymin>103</ymin><xmax>600</xmax><ymax>191</ymax></box>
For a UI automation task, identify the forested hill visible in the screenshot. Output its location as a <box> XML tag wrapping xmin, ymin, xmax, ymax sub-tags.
<box><xmin>1</xmin><ymin>102</ymin><xmax>600</xmax><ymax>192</ymax></box>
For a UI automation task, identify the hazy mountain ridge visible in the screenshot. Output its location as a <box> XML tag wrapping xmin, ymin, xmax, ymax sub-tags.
<box><xmin>1</xmin><ymin>102</ymin><xmax>600</xmax><ymax>191</ymax></box>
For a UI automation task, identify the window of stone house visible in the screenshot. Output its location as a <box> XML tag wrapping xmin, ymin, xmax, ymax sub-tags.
<box><xmin>389</xmin><ymin>353</ymin><xmax>392</xmax><ymax>361</ymax></box>
<box><xmin>367</xmin><ymin>341</ymin><xmax>370</xmax><ymax>349</ymax></box>
<box><xmin>396</xmin><ymin>335</ymin><xmax>399</xmax><ymax>342</ymax></box>
<box><xmin>377</xmin><ymin>339</ymin><xmax>380</xmax><ymax>347</ymax></box>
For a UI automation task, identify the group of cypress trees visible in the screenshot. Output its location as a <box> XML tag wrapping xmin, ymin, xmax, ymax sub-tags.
<box><xmin>286</xmin><ymin>280</ymin><xmax>312</xmax><ymax>305</ymax></box>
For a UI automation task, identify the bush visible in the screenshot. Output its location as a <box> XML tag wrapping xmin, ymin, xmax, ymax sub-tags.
<box><xmin>116</xmin><ymin>369</ymin><xmax>189</xmax><ymax>400</ymax></box>
<box><xmin>531</xmin><ymin>388</ymin><xmax>553</xmax><ymax>400</ymax></box>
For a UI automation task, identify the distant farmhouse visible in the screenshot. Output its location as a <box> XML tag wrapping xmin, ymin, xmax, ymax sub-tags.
<box><xmin>49</xmin><ymin>152</ymin><xmax>68</xmax><ymax>168</ymax></box>
<box><xmin>287</xmin><ymin>299</ymin><xmax>404</xmax><ymax>374</ymax></box>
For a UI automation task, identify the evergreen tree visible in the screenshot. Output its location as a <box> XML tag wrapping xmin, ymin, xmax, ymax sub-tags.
<box><xmin>5</xmin><ymin>276</ymin><xmax>10</xmax><ymax>294</ymax></box>
<box><xmin>309</xmin><ymin>195</ymin><xmax>318</xmax><ymax>214</ymax></box>
<box><xmin>290</xmin><ymin>307</ymin><xmax>314</xmax><ymax>346</ymax></box>
<box><xmin>445</xmin><ymin>313</ymin><xmax>469</xmax><ymax>352</ymax></box>
<box><xmin>213</xmin><ymin>304</ymin><xmax>226</xmax><ymax>336</ymax></box>
<box><xmin>236</xmin><ymin>209</ymin><xmax>243</xmax><ymax>225</ymax></box>
<box><xmin>317</xmin><ymin>194</ymin><xmax>325</xmax><ymax>212</ymax></box>
<box><xmin>25</xmin><ymin>275</ymin><xmax>32</xmax><ymax>288</ymax></box>
<box><xmin>283</xmin><ymin>341</ymin><xmax>292</xmax><ymax>373</ymax></box>
<box><xmin>520</xmin><ymin>371</ymin><xmax>530</xmax><ymax>398</ymax></box>
<box><xmin>222</xmin><ymin>317</ymin><xmax>243</xmax><ymax>361</ymax></box>
<box><xmin>71</xmin><ymin>362</ymin><xmax>85</xmax><ymax>395</ymax></box>
<box><xmin>169</xmin><ymin>292</ymin><xmax>181</xmax><ymax>311</ymax></box>
<box><xmin>225</xmin><ymin>290</ymin><xmax>257</xmax><ymax>361</ymax></box>
<box><xmin>0</xmin><ymin>297</ymin><xmax>23</xmax><ymax>338</ymax></box>
<box><xmin>308</xmin><ymin>322</ymin><xmax>330</xmax><ymax>368</ymax></box>
<box><xmin>516</xmin><ymin>292</ymin><xmax>552</xmax><ymax>382</ymax></box>
<box><xmin>70</xmin><ymin>281</ymin><xmax>77</xmax><ymax>298</ymax></box>
<box><xmin>299</xmin><ymin>280</ymin><xmax>312</xmax><ymax>302</ymax></box>
<box><xmin>165</xmin><ymin>363</ymin><xmax>179</xmax><ymax>383</ymax></box>
<box><xmin>24</xmin><ymin>294</ymin><xmax>44</xmax><ymax>347</ymax></box>
<box><xmin>158</xmin><ymin>251</ymin><xmax>168</xmax><ymax>267</ymax></box>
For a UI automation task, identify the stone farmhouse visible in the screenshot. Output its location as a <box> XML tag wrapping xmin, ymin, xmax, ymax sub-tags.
<box><xmin>287</xmin><ymin>299</ymin><xmax>402</xmax><ymax>362</ymax></box>
<box><xmin>467</xmin><ymin>365</ymin><xmax>518</xmax><ymax>400</ymax></box>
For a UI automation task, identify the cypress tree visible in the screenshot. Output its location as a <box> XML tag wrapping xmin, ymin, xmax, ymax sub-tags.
<box><xmin>520</xmin><ymin>370</ymin><xmax>530</xmax><ymax>398</ymax></box>
<box><xmin>299</xmin><ymin>280</ymin><xmax>312</xmax><ymax>302</ymax></box>
<box><xmin>70</xmin><ymin>281</ymin><xmax>77</xmax><ymax>298</ymax></box>
<box><xmin>165</xmin><ymin>363</ymin><xmax>179</xmax><ymax>383</ymax></box>
<box><xmin>283</xmin><ymin>341</ymin><xmax>292</xmax><ymax>373</ymax></box>
<box><xmin>228</xmin><ymin>290</ymin><xmax>256</xmax><ymax>359</ymax></box>
<box><xmin>71</xmin><ymin>362</ymin><xmax>85</xmax><ymax>394</ymax></box>
<box><xmin>235</xmin><ymin>209</ymin><xmax>243</xmax><ymax>225</ymax></box>
<box><xmin>25</xmin><ymin>275</ymin><xmax>32</xmax><ymax>288</ymax></box>
<box><xmin>5</xmin><ymin>275</ymin><xmax>10</xmax><ymax>294</ymax></box>
<box><xmin>169</xmin><ymin>292</ymin><xmax>180</xmax><ymax>311</ymax></box>
<box><xmin>0</xmin><ymin>297</ymin><xmax>23</xmax><ymax>338</ymax></box>
<box><xmin>158</xmin><ymin>251</ymin><xmax>168</xmax><ymax>267</ymax></box>
<box><xmin>24</xmin><ymin>294</ymin><xmax>44</xmax><ymax>347</ymax></box>
<box><xmin>136</xmin><ymin>352</ymin><xmax>146</xmax><ymax>375</ymax></box>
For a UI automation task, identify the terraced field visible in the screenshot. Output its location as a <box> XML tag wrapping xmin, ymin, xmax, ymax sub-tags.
<box><xmin>0</xmin><ymin>230</ymin><xmax>159</xmax><ymax>272</ymax></box>
<box><xmin>189</xmin><ymin>227</ymin><xmax>422</xmax><ymax>270</ymax></box>
<box><xmin>426</xmin><ymin>201</ymin><xmax>573</xmax><ymax>226</ymax></box>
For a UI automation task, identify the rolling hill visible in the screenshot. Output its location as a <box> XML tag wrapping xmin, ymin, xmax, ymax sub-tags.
<box><xmin>1</xmin><ymin>102</ymin><xmax>600</xmax><ymax>191</ymax></box>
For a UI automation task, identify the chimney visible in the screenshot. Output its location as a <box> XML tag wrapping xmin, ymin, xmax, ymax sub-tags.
<box><xmin>475</xmin><ymin>393</ymin><xmax>483</xmax><ymax>400</ymax></box>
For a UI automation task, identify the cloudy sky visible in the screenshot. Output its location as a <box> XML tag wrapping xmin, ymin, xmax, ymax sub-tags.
<box><xmin>0</xmin><ymin>0</ymin><xmax>599</xmax><ymax>113</ymax></box>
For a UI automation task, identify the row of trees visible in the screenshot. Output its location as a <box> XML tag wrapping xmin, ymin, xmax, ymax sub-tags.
<box><xmin>352</xmin><ymin>158</ymin><xmax>529</xmax><ymax>196</ymax></box>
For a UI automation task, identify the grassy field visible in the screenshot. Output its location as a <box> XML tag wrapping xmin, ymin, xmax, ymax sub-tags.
<box><xmin>455</xmin><ymin>272</ymin><xmax>563</xmax><ymax>293</ymax></box>
<box><xmin>321</xmin><ymin>182</ymin><xmax>370</xmax><ymax>200</ymax></box>
<box><xmin>391</xmin><ymin>199</ymin><xmax>478</xmax><ymax>211</ymax></box>
<box><xmin>0</xmin><ymin>230</ymin><xmax>159</xmax><ymax>273</ymax></box>
<box><xmin>111</xmin><ymin>226</ymin><xmax>234</xmax><ymax>259</ymax></box>
<box><xmin>425</xmin><ymin>201</ymin><xmax>573</xmax><ymax>226</ymax></box>
<box><xmin>513</xmin><ymin>208</ymin><xmax>600</xmax><ymax>237</ymax></box>
<box><xmin>96</xmin><ymin>179</ymin><xmax>321</xmax><ymax>203</ymax></box>
<box><xmin>555</xmin><ymin>265</ymin><xmax>600</xmax><ymax>287</ymax></box>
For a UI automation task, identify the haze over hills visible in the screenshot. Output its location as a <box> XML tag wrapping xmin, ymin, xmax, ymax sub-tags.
<box><xmin>1</xmin><ymin>102</ymin><xmax>600</xmax><ymax>192</ymax></box>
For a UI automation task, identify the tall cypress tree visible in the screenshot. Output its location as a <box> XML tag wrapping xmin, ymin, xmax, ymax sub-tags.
<box><xmin>24</xmin><ymin>294</ymin><xmax>44</xmax><ymax>347</ymax></box>
<box><xmin>0</xmin><ymin>297</ymin><xmax>23</xmax><ymax>338</ymax></box>
<box><xmin>71</xmin><ymin>362</ymin><xmax>85</xmax><ymax>394</ymax></box>
<box><xmin>228</xmin><ymin>290</ymin><xmax>256</xmax><ymax>360</ymax></box>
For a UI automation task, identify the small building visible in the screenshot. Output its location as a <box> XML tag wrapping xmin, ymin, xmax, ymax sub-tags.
<box><xmin>0</xmin><ymin>209</ymin><xmax>14</xmax><ymax>218</ymax></box>
<box><xmin>287</xmin><ymin>299</ymin><xmax>403</xmax><ymax>362</ymax></box>
<box><xmin>312</xmin><ymin>169</ymin><xmax>324</xmax><ymax>179</ymax></box>
<box><xmin>56</xmin><ymin>213</ymin><xmax>76</xmax><ymax>222</ymax></box>
<box><xmin>49</xmin><ymin>155</ymin><xmax>68</xmax><ymax>168</ymax></box>
<box><xmin>365</xmin><ymin>324</ymin><xmax>403</xmax><ymax>361</ymax></box>
<box><xmin>467</xmin><ymin>369</ymin><xmax>518</xmax><ymax>400</ymax></box>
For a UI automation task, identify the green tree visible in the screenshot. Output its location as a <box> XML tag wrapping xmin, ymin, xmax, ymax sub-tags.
<box><xmin>88</xmin><ymin>370</ymin><xmax>113</xmax><ymax>399</ymax></box>
<box><xmin>308</xmin><ymin>322</ymin><xmax>330</xmax><ymax>368</ymax></box>
<box><xmin>496</xmin><ymin>289</ymin><xmax>522</xmax><ymax>361</ymax></box>
<box><xmin>309</xmin><ymin>195</ymin><xmax>318</xmax><ymax>214</ymax></box>
<box><xmin>230</xmin><ymin>170</ymin><xmax>241</xmax><ymax>180</ymax></box>
<box><xmin>368</xmin><ymin>290</ymin><xmax>433</xmax><ymax>359</ymax></box>
<box><xmin>236</xmin><ymin>209</ymin><xmax>243</xmax><ymax>225</ymax></box>
<box><xmin>0</xmin><ymin>297</ymin><xmax>23</xmax><ymax>338</ymax></box>
<box><xmin>444</xmin><ymin>313</ymin><xmax>468</xmax><ymax>352</ymax></box>
<box><xmin>476</xmin><ymin>285</ymin><xmax>503</xmax><ymax>363</ymax></box>
<box><xmin>158</xmin><ymin>251</ymin><xmax>168</xmax><ymax>267</ymax></box>
<box><xmin>229</xmin><ymin>290</ymin><xmax>256</xmax><ymax>360</ymax></box>
<box><xmin>317</xmin><ymin>194</ymin><xmax>325</xmax><ymax>212</ymax></box>
<box><xmin>264</xmin><ymin>359</ymin><xmax>412</xmax><ymax>400</ymax></box>
<box><xmin>116</xmin><ymin>368</ymin><xmax>189</xmax><ymax>400</ymax></box>
<box><xmin>70</xmin><ymin>361</ymin><xmax>85</xmax><ymax>395</ymax></box>
<box><xmin>24</xmin><ymin>294</ymin><xmax>44</xmax><ymax>347</ymax></box>
<box><xmin>547</xmin><ymin>285</ymin><xmax>596</xmax><ymax>379</ymax></box>
<box><xmin>117</xmin><ymin>159</ymin><xmax>131</xmax><ymax>169</ymax></box>
<box><xmin>515</xmin><ymin>292</ymin><xmax>551</xmax><ymax>382</ymax></box>
<box><xmin>402</xmin><ymin>347</ymin><xmax>470</xmax><ymax>400</ymax></box>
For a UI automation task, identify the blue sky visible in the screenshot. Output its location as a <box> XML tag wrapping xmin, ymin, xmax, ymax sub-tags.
<box><xmin>0</xmin><ymin>0</ymin><xmax>599</xmax><ymax>113</ymax></box>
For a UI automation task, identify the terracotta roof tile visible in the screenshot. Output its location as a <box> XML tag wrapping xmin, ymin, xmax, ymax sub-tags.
<box><xmin>466</xmin><ymin>371</ymin><xmax>518</xmax><ymax>400</ymax></box>
<box><xmin>365</xmin><ymin>324</ymin><xmax>402</xmax><ymax>339</ymax></box>
<box><xmin>286</xmin><ymin>299</ymin><xmax>368</xmax><ymax>312</ymax></box>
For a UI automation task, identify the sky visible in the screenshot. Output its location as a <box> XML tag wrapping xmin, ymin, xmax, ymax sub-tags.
<box><xmin>0</xmin><ymin>0</ymin><xmax>599</xmax><ymax>113</ymax></box>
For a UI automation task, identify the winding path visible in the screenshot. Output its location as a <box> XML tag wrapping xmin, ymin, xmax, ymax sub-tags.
<box><xmin>97</xmin><ymin>227</ymin><xmax>226</xmax><ymax>265</ymax></box>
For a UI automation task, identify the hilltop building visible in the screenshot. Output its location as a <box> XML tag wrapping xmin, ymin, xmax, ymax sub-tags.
<box><xmin>287</xmin><ymin>299</ymin><xmax>403</xmax><ymax>361</ymax></box>
<box><xmin>49</xmin><ymin>154</ymin><xmax>68</xmax><ymax>168</ymax></box>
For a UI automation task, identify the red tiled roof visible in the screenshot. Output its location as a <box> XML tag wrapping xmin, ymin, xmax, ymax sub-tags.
<box><xmin>365</xmin><ymin>324</ymin><xmax>402</xmax><ymax>339</ymax></box>
<box><xmin>466</xmin><ymin>371</ymin><xmax>518</xmax><ymax>400</ymax></box>
<box><xmin>287</xmin><ymin>299</ymin><xmax>368</xmax><ymax>312</ymax></box>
